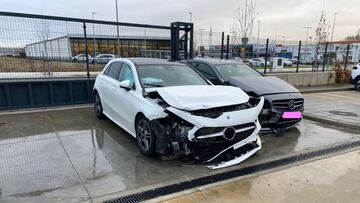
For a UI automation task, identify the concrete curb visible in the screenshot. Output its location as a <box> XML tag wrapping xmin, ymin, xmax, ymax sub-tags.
<box><xmin>303</xmin><ymin>113</ymin><xmax>360</xmax><ymax>131</ymax></box>
<box><xmin>299</xmin><ymin>86</ymin><xmax>354</xmax><ymax>94</ymax></box>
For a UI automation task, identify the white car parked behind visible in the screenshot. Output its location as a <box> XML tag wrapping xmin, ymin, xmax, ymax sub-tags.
<box><xmin>93</xmin><ymin>58</ymin><xmax>264</xmax><ymax>169</ymax></box>
<box><xmin>91</xmin><ymin>54</ymin><xmax>115</xmax><ymax>64</ymax></box>
<box><xmin>72</xmin><ymin>54</ymin><xmax>92</xmax><ymax>63</ymax></box>
<box><xmin>352</xmin><ymin>63</ymin><xmax>360</xmax><ymax>91</ymax></box>
<box><xmin>249</xmin><ymin>58</ymin><xmax>271</xmax><ymax>67</ymax></box>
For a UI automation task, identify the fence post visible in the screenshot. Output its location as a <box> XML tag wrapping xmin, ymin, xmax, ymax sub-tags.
<box><xmin>344</xmin><ymin>44</ymin><xmax>350</xmax><ymax>70</ymax></box>
<box><xmin>83</xmin><ymin>22</ymin><xmax>90</xmax><ymax>79</ymax></box>
<box><xmin>264</xmin><ymin>38</ymin><xmax>269</xmax><ymax>74</ymax></box>
<box><xmin>226</xmin><ymin>35</ymin><xmax>230</xmax><ymax>59</ymax></box>
<box><xmin>221</xmin><ymin>32</ymin><xmax>224</xmax><ymax>59</ymax></box>
<box><xmin>296</xmin><ymin>40</ymin><xmax>301</xmax><ymax>73</ymax></box>
<box><xmin>322</xmin><ymin>42</ymin><xmax>328</xmax><ymax>72</ymax></box>
<box><xmin>189</xmin><ymin>23</ymin><xmax>194</xmax><ymax>59</ymax></box>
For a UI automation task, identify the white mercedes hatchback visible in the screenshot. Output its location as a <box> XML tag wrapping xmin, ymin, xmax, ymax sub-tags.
<box><xmin>93</xmin><ymin>58</ymin><xmax>264</xmax><ymax>169</ymax></box>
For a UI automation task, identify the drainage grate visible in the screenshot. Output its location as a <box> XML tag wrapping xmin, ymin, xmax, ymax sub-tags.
<box><xmin>104</xmin><ymin>140</ymin><xmax>360</xmax><ymax>203</ymax></box>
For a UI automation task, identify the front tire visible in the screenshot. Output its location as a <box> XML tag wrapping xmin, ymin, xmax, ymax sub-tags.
<box><xmin>135</xmin><ymin>115</ymin><xmax>156</xmax><ymax>157</ymax></box>
<box><xmin>94</xmin><ymin>92</ymin><xmax>105</xmax><ymax>119</ymax></box>
<box><xmin>355</xmin><ymin>79</ymin><xmax>360</xmax><ymax>91</ymax></box>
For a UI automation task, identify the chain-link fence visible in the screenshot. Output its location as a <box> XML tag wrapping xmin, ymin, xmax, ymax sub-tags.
<box><xmin>0</xmin><ymin>12</ymin><xmax>171</xmax><ymax>79</ymax></box>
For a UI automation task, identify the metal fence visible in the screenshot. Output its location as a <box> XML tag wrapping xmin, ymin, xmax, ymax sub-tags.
<box><xmin>0</xmin><ymin>12</ymin><xmax>172</xmax><ymax>79</ymax></box>
<box><xmin>192</xmin><ymin>29</ymin><xmax>359</xmax><ymax>74</ymax></box>
<box><xmin>1</xmin><ymin>11</ymin><xmax>359</xmax><ymax>80</ymax></box>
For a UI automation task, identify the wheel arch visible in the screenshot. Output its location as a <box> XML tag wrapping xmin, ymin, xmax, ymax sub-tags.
<box><xmin>134</xmin><ymin>112</ymin><xmax>146</xmax><ymax>128</ymax></box>
<box><xmin>354</xmin><ymin>75</ymin><xmax>360</xmax><ymax>83</ymax></box>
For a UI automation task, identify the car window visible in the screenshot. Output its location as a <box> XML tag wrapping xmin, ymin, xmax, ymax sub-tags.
<box><xmin>137</xmin><ymin>64</ymin><xmax>208</xmax><ymax>88</ymax></box>
<box><xmin>104</xmin><ymin>62</ymin><xmax>122</xmax><ymax>79</ymax></box>
<box><xmin>119</xmin><ymin>63</ymin><xmax>135</xmax><ymax>88</ymax></box>
<box><xmin>215</xmin><ymin>64</ymin><xmax>262</xmax><ymax>81</ymax></box>
<box><xmin>194</xmin><ymin>63</ymin><xmax>217</xmax><ymax>80</ymax></box>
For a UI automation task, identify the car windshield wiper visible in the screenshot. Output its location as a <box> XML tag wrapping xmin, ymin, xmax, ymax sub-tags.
<box><xmin>143</xmin><ymin>82</ymin><xmax>164</xmax><ymax>87</ymax></box>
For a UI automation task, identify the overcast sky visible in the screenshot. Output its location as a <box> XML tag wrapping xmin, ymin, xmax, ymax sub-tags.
<box><xmin>1</xmin><ymin>0</ymin><xmax>360</xmax><ymax>42</ymax></box>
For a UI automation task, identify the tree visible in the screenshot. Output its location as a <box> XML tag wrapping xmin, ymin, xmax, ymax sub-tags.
<box><xmin>345</xmin><ymin>29</ymin><xmax>360</xmax><ymax>41</ymax></box>
<box><xmin>232</xmin><ymin>0</ymin><xmax>257</xmax><ymax>45</ymax></box>
<box><xmin>313</xmin><ymin>11</ymin><xmax>330</xmax><ymax>70</ymax></box>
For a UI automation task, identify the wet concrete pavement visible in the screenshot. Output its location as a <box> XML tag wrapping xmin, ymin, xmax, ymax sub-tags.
<box><xmin>304</xmin><ymin>90</ymin><xmax>360</xmax><ymax>128</ymax></box>
<box><xmin>160</xmin><ymin>149</ymin><xmax>360</xmax><ymax>203</ymax></box>
<box><xmin>1</xmin><ymin>107</ymin><xmax>360</xmax><ymax>203</ymax></box>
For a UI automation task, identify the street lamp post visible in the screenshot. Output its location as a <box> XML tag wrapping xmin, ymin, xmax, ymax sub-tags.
<box><xmin>144</xmin><ymin>28</ymin><xmax>147</xmax><ymax>57</ymax></box>
<box><xmin>199</xmin><ymin>28</ymin><xmax>204</xmax><ymax>56</ymax></box>
<box><xmin>330</xmin><ymin>12</ymin><xmax>339</xmax><ymax>42</ymax></box>
<box><xmin>188</xmin><ymin>12</ymin><xmax>192</xmax><ymax>23</ymax></box>
<box><xmin>304</xmin><ymin>26</ymin><xmax>312</xmax><ymax>63</ymax></box>
<box><xmin>115</xmin><ymin>0</ymin><xmax>120</xmax><ymax>57</ymax></box>
<box><xmin>282</xmin><ymin>36</ymin><xmax>285</xmax><ymax>45</ymax></box>
<box><xmin>256</xmin><ymin>20</ymin><xmax>260</xmax><ymax>57</ymax></box>
<box><xmin>199</xmin><ymin>29</ymin><xmax>204</xmax><ymax>46</ymax></box>
<box><xmin>329</xmin><ymin>12</ymin><xmax>339</xmax><ymax>68</ymax></box>
<box><xmin>91</xmin><ymin>12</ymin><xmax>96</xmax><ymax>58</ymax></box>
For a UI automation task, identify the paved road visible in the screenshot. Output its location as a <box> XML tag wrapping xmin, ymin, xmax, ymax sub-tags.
<box><xmin>304</xmin><ymin>90</ymin><xmax>360</xmax><ymax>128</ymax></box>
<box><xmin>0</xmin><ymin>107</ymin><xmax>359</xmax><ymax>203</ymax></box>
<box><xmin>161</xmin><ymin>149</ymin><xmax>360</xmax><ymax>203</ymax></box>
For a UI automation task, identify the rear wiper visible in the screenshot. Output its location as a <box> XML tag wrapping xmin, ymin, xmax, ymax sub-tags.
<box><xmin>143</xmin><ymin>82</ymin><xmax>164</xmax><ymax>87</ymax></box>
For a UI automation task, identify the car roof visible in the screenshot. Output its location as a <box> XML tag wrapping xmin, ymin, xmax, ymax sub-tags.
<box><xmin>128</xmin><ymin>58</ymin><xmax>186</xmax><ymax>66</ymax></box>
<box><xmin>184</xmin><ymin>58</ymin><xmax>245</xmax><ymax>66</ymax></box>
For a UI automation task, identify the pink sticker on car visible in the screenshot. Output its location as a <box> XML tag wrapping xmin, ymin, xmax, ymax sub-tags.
<box><xmin>282</xmin><ymin>112</ymin><xmax>302</xmax><ymax>119</ymax></box>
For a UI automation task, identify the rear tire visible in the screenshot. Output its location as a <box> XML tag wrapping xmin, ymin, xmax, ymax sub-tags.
<box><xmin>94</xmin><ymin>92</ymin><xmax>106</xmax><ymax>119</ymax></box>
<box><xmin>135</xmin><ymin>115</ymin><xmax>156</xmax><ymax>157</ymax></box>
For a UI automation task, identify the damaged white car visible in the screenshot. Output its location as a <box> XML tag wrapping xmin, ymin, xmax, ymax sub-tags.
<box><xmin>93</xmin><ymin>58</ymin><xmax>264</xmax><ymax>169</ymax></box>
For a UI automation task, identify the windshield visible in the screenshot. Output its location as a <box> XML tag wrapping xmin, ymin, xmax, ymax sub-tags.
<box><xmin>137</xmin><ymin>64</ymin><xmax>209</xmax><ymax>88</ymax></box>
<box><xmin>215</xmin><ymin>64</ymin><xmax>262</xmax><ymax>81</ymax></box>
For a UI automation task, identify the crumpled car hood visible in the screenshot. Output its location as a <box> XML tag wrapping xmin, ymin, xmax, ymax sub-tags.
<box><xmin>147</xmin><ymin>85</ymin><xmax>249</xmax><ymax>111</ymax></box>
<box><xmin>228</xmin><ymin>76</ymin><xmax>300</xmax><ymax>96</ymax></box>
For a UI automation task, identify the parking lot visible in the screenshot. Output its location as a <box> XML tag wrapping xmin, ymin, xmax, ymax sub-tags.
<box><xmin>304</xmin><ymin>90</ymin><xmax>360</xmax><ymax>128</ymax></box>
<box><xmin>1</xmin><ymin>95</ymin><xmax>360</xmax><ymax>203</ymax></box>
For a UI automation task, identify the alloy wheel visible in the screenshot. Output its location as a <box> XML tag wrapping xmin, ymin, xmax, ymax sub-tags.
<box><xmin>137</xmin><ymin>119</ymin><xmax>152</xmax><ymax>151</ymax></box>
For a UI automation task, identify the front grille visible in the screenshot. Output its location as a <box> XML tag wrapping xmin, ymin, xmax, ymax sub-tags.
<box><xmin>190</xmin><ymin>103</ymin><xmax>251</xmax><ymax>118</ymax></box>
<box><xmin>194</xmin><ymin>123</ymin><xmax>256</xmax><ymax>144</ymax></box>
<box><xmin>272</xmin><ymin>98</ymin><xmax>303</xmax><ymax>111</ymax></box>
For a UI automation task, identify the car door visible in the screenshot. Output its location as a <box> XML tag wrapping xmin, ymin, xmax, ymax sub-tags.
<box><xmin>100</xmin><ymin>62</ymin><xmax>122</xmax><ymax>118</ymax></box>
<box><xmin>111</xmin><ymin>62</ymin><xmax>138</xmax><ymax>131</ymax></box>
<box><xmin>192</xmin><ymin>63</ymin><xmax>221</xmax><ymax>84</ymax></box>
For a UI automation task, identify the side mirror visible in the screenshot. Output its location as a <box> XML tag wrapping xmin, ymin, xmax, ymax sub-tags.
<box><xmin>353</xmin><ymin>66</ymin><xmax>358</xmax><ymax>70</ymax></box>
<box><xmin>119</xmin><ymin>80</ymin><xmax>131</xmax><ymax>91</ymax></box>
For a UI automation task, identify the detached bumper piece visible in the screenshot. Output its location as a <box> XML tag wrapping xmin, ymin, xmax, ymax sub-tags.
<box><xmin>206</xmin><ymin>137</ymin><xmax>261</xmax><ymax>170</ymax></box>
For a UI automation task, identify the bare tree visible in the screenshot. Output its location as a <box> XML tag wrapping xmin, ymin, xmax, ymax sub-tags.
<box><xmin>232</xmin><ymin>0</ymin><xmax>257</xmax><ymax>45</ymax></box>
<box><xmin>313</xmin><ymin>11</ymin><xmax>330</xmax><ymax>71</ymax></box>
<box><xmin>36</xmin><ymin>19</ymin><xmax>53</xmax><ymax>77</ymax></box>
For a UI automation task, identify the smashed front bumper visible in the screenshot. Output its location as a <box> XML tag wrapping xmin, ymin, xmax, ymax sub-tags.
<box><xmin>165</xmin><ymin>97</ymin><xmax>264</xmax><ymax>169</ymax></box>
